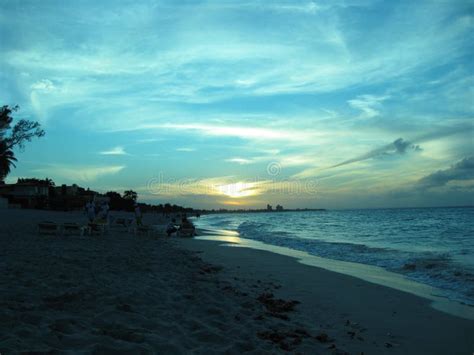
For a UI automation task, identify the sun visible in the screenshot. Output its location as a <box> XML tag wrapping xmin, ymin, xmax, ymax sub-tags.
<box><xmin>216</xmin><ymin>182</ymin><xmax>261</xmax><ymax>198</ymax></box>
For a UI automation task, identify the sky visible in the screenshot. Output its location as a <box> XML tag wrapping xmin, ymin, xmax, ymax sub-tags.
<box><xmin>0</xmin><ymin>0</ymin><xmax>473</xmax><ymax>209</ymax></box>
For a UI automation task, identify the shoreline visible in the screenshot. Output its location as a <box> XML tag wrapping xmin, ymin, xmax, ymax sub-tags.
<box><xmin>193</xmin><ymin>228</ymin><xmax>474</xmax><ymax>321</ymax></box>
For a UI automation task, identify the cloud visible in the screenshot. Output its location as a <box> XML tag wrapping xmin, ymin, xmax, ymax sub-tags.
<box><xmin>4</xmin><ymin>0</ymin><xmax>470</xmax><ymax>112</ymax></box>
<box><xmin>144</xmin><ymin>175</ymin><xmax>299</xmax><ymax>199</ymax></box>
<box><xmin>1</xmin><ymin>1</ymin><xmax>473</xmax><ymax>209</ymax></box>
<box><xmin>291</xmin><ymin>121</ymin><xmax>472</xmax><ymax>180</ymax></box>
<box><xmin>293</xmin><ymin>137</ymin><xmax>422</xmax><ymax>179</ymax></box>
<box><xmin>226</xmin><ymin>158</ymin><xmax>254</xmax><ymax>165</ymax></box>
<box><xmin>393</xmin><ymin>138</ymin><xmax>422</xmax><ymax>154</ymax></box>
<box><xmin>271</xmin><ymin>2</ymin><xmax>321</xmax><ymax>14</ymax></box>
<box><xmin>348</xmin><ymin>94</ymin><xmax>390</xmax><ymax>119</ymax></box>
<box><xmin>134</xmin><ymin>123</ymin><xmax>332</xmax><ymax>146</ymax></box>
<box><xmin>34</xmin><ymin>165</ymin><xmax>125</xmax><ymax>182</ymax></box>
<box><xmin>145</xmin><ymin>176</ymin><xmax>237</xmax><ymax>197</ymax></box>
<box><xmin>330</xmin><ymin>138</ymin><xmax>422</xmax><ymax>167</ymax></box>
<box><xmin>99</xmin><ymin>146</ymin><xmax>128</xmax><ymax>155</ymax></box>
<box><xmin>216</xmin><ymin>181</ymin><xmax>267</xmax><ymax>198</ymax></box>
<box><xmin>144</xmin><ymin>174</ymin><xmax>318</xmax><ymax>202</ymax></box>
<box><xmin>415</xmin><ymin>123</ymin><xmax>473</xmax><ymax>143</ymax></box>
<box><xmin>158</xmin><ymin>124</ymin><xmax>297</xmax><ymax>140</ymax></box>
<box><xmin>418</xmin><ymin>156</ymin><xmax>474</xmax><ymax>189</ymax></box>
<box><xmin>30</xmin><ymin>79</ymin><xmax>56</xmax><ymax>92</ymax></box>
<box><xmin>226</xmin><ymin>152</ymin><xmax>318</xmax><ymax>168</ymax></box>
<box><xmin>176</xmin><ymin>147</ymin><xmax>196</xmax><ymax>152</ymax></box>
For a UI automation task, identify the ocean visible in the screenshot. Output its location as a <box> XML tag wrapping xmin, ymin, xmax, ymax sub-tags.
<box><xmin>194</xmin><ymin>207</ymin><xmax>474</xmax><ymax>306</ymax></box>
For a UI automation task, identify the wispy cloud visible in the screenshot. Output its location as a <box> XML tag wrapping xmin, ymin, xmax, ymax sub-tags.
<box><xmin>216</xmin><ymin>181</ymin><xmax>268</xmax><ymax>198</ymax></box>
<box><xmin>176</xmin><ymin>147</ymin><xmax>196</xmax><ymax>152</ymax></box>
<box><xmin>99</xmin><ymin>146</ymin><xmax>128</xmax><ymax>155</ymax></box>
<box><xmin>226</xmin><ymin>158</ymin><xmax>254</xmax><ymax>165</ymax></box>
<box><xmin>144</xmin><ymin>174</ymin><xmax>317</xmax><ymax>201</ymax></box>
<box><xmin>270</xmin><ymin>2</ymin><xmax>322</xmax><ymax>14</ymax></box>
<box><xmin>348</xmin><ymin>94</ymin><xmax>390</xmax><ymax>119</ymax></box>
<box><xmin>136</xmin><ymin>123</ymin><xmax>330</xmax><ymax>145</ymax></box>
<box><xmin>30</xmin><ymin>79</ymin><xmax>56</xmax><ymax>92</ymax></box>
<box><xmin>294</xmin><ymin>137</ymin><xmax>422</xmax><ymax>178</ymax></box>
<box><xmin>329</xmin><ymin>138</ymin><xmax>422</xmax><ymax>168</ymax></box>
<box><xmin>34</xmin><ymin>165</ymin><xmax>125</xmax><ymax>182</ymax></box>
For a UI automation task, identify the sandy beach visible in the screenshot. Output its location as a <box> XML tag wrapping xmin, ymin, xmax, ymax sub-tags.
<box><xmin>1</xmin><ymin>209</ymin><xmax>473</xmax><ymax>354</ymax></box>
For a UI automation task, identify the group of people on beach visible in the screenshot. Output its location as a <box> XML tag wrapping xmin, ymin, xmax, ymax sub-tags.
<box><xmin>165</xmin><ymin>215</ymin><xmax>195</xmax><ymax>237</ymax></box>
<box><xmin>84</xmin><ymin>200</ymin><xmax>110</xmax><ymax>223</ymax></box>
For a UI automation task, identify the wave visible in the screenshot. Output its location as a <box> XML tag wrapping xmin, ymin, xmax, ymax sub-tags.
<box><xmin>197</xmin><ymin>209</ymin><xmax>474</xmax><ymax>305</ymax></box>
<box><xmin>235</xmin><ymin>220</ymin><xmax>474</xmax><ymax>305</ymax></box>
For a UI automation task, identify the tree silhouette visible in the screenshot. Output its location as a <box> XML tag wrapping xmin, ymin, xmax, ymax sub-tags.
<box><xmin>122</xmin><ymin>190</ymin><xmax>138</xmax><ymax>211</ymax></box>
<box><xmin>0</xmin><ymin>141</ymin><xmax>17</xmax><ymax>180</ymax></box>
<box><xmin>0</xmin><ymin>105</ymin><xmax>45</xmax><ymax>180</ymax></box>
<box><xmin>123</xmin><ymin>190</ymin><xmax>138</xmax><ymax>201</ymax></box>
<box><xmin>17</xmin><ymin>177</ymin><xmax>55</xmax><ymax>186</ymax></box>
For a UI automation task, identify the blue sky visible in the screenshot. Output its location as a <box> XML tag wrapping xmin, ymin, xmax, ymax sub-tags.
<box><xmin>1</xmin><ymin>0</ymin><xmax>473</xmax><ymax>209</ymax></box>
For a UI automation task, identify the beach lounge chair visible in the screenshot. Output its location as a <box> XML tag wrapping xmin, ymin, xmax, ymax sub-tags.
<box><xmin>87</xmin><ymin>222</ymin><xmax>108</xmax><ymax>236</ymax></box>
<box><xmin>177</xmin><ymin>227</ymin><xmax>195</xmax><ymax>238</ymax></box>
<box><xmin>114</xmin><ymin>217</ymin><xmax>126</xmax><ymax>226</ymax></box>
<box><xmin>38</xmin><ymin>221</ymin><xmax>61</xmax><ymax>236</ymax></box>
<box><xmin>62</xmin><ymin>222</ymin><xmax>85</xmax><ymax>236</ymax></box>
<box><xmin>113</xmin><ymin>217</ymin><xmax>133</xmax><ymax>232</ymax></box>
<box><xmin>98</xmin><ymin>218</ymin><xmax>110</xmax><ymax>232</ymax></box>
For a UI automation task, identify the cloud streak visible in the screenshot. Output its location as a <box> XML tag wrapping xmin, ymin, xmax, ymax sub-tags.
<box><xmin>99</xmin><ymin>146</ymin><xmax>128</xmax><ymax>155</ymax></box>
<box><xmin>294</xmin><ymin>137</ymin><xmax>422</xmax><ymax>178</ymax></box>
<box><xmin>330</xmin><ymin>137</ymin><xmax>422</xmax><ymax>168</ymax></box>
<box><xmin>34</xmin><ymin>165</ymin><xmax>125</xmax><ymax>182</ymax></box>
<box><xmin>418</xmin><ymin>156</ymin><xmax>474</xmax><ymax>189</ymax></box>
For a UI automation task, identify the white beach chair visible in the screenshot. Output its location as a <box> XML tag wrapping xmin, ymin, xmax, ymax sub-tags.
<box><xmin>87</xmin><ymin>221</ymin><xmax>108</xmax><ymax>236</ymax></box>
<box><xmin>113</xmin><ymin>217</ymin><xmax>133</xmax><ymax>232</ymax></box>
<box><xmin>62</xmin><ymin>222</ymin><xmax>86</xmax><ymax>236</ymax></box>
<box><xmin>38</xmin><ymin>221</ymin><xmax>61</xmax><ymax>236</ymax></box>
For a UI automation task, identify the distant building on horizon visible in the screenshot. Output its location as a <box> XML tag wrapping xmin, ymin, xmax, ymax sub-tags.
<box><xmin>0</xmin><ymin>181</ymin><xmax>49</xmax><ymax>209</ymax></box>
<box><xmin>49</xmin><ymin>184</ymin><xmax>109</xmax><ymax>210</ymax></box>
<box><xmin>0</xmin><ymin>180</ymin><xmax>109</xmax><ymax>210</ymax></box>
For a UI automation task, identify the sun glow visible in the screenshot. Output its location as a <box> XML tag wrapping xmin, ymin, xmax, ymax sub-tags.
<box><xmin>216</xmin><ymin>182</ymin><xmax>262</xmax><ymax>198</ymax></box>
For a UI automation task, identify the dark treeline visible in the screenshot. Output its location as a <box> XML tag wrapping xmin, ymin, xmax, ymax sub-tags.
<box><xmin>104</xmin><ymin>190</ymin><xmax>193</xmax><ymax>214</ymax></box>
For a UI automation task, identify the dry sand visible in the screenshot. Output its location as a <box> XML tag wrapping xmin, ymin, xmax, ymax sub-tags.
<box><xmin>0</xmin><ymin>209</ymin><xmax>473</xmax><ymax>354</ymax></box>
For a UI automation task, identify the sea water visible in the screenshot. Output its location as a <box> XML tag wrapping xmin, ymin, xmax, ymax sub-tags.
<box><xmin>194</xmin><ymin>207</ymin><xmax>474</xmax><ymax>306</ymax></box>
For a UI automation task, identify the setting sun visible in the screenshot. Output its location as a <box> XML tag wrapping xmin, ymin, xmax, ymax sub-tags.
<box><xmin>215</xmin><ymin>182</ymin><xmax>262</xmax><ymax>198</ymax></box>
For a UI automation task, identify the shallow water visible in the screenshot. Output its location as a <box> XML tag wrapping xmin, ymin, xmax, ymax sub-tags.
<box><xmin>195</xmin><ymin>207</ymin><xmax>474</xmax><ymax>306</ymax></box>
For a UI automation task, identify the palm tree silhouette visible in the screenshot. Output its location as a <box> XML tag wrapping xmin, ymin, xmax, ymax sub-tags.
<box><xmin>0</xmin><ymin>141</ymin><xmax>17</xmax><ymax>181</ymax></box>
<box><xmin>0</xmin><ymin>105</ymin><xmax>45</xmax><ymax>181</ymax></box>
